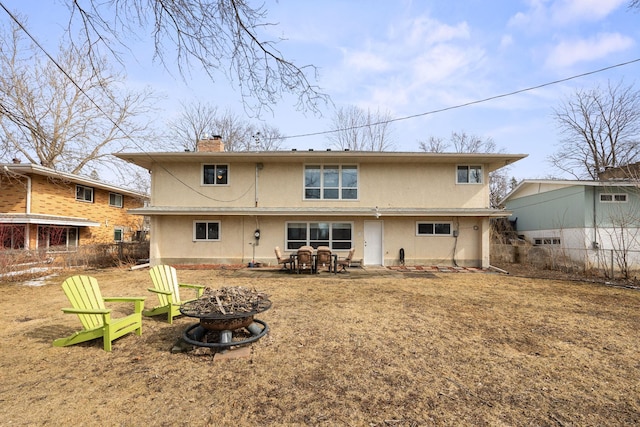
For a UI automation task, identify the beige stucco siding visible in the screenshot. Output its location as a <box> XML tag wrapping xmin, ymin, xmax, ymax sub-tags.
<box><xmin>150</xmin><ymin>161</ymin><xmax>489</xmax><ymax>209</ymax></box>
<box><xmin>150</xmin><ymin>214</ymin><xmax>486</xmax><ymax>267</ymax></box>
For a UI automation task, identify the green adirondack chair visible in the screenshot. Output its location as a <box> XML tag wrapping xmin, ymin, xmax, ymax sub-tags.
<box><xmin>143</xmin><ymin>265</ymin><xmax>205</xmax><ymax>323</ymax></box>
<box><xmin>53</xmin><ymin>275</ymin><xmax>146</xmax><ymax>352</ymax></box>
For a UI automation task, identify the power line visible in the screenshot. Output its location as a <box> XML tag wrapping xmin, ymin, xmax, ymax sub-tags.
<box><xmin>284</xmin><ymin>57</ymin><xmax>640</xmax><ymax>140</ymax></box>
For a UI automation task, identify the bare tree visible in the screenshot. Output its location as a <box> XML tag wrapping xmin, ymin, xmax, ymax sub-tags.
<box><xmin>167</xmin><ymin>102</ymin><xmax>285</xmax><ymax>152</ymax></box>
<box><xmin>327</xmin><ymin>105</ymin><xmax>395</xmax><ymax>151</ymax></box>
<box><xmin>418</xmin><ymin>136</ymin><xmax>448</xmax><ymax>153</ymax></box>
<box><xmin>57</xmin><ymin>0</ymin><xmax>328</xmax><ymax>115</ymax></box>
<box><xmin>0</xmin><ymin>20</ymin><xmax>158</xmax><ymax>183</ymax></box>
<box><xmin>167</xmin><ymin>102</ymin><xmax>220</xmax><ymax>151</ymax></box>
<box><xmin>419</xmin><ymin>131</ymin><xmax>511</xmax><ymax>207</ymax></box>
<box><xmin>549</xmin><ymin>80</ymin><xmax>640</xmax><ymax>180</ymax></box>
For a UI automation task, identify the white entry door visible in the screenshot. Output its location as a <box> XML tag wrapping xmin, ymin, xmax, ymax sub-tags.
<box><xmin>364</xmin><ymin>220</ymin><xmax>383</xmax><ymax>265</ymax></box>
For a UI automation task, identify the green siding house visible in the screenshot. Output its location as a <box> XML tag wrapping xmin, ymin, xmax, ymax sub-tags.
<box><xmin>501</xmin><ymin>180</ymin><xmax>640</xmax><ymax>271</ymax></box>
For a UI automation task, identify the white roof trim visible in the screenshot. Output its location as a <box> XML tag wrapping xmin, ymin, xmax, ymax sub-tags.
<box><xmin>0</xmin><ymin>214</ymin><xmax>101</xmax><ymax>227</ymax></box>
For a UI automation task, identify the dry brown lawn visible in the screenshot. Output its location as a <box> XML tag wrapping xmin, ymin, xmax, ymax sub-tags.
<box><xmin>1</xmin><ymin>266</ymin><xmax>639</xmax><ymax>426</ymax></box>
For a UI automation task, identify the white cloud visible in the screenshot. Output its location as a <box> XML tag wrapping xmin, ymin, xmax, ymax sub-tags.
<box><xmin>509</xmin><ymin>0</ymin><xmax>626</xmax><ymax>29</ymax></box>
<box><xmin>545</xmin><ymin>32</ymin><xmax>635</xmax><ymax>68</ymax></box>
<box><xmin>344</xmin><ymin>50</ymin><xmax>391</xmax><ymax>73</ymax></box>
<box><xmin>334</xmin><ymin>14</ymin><xmax>483</xmax><ymax>110</ymax></box>
<box><xmin>500</xmin><ymin>34</ymin><xmax>514</xmax><ymax>50</ymax></box>
<box><xmin>549</xmin><ymin>0</ymin><xmax>627</xmax><ymax>24</ymax></box>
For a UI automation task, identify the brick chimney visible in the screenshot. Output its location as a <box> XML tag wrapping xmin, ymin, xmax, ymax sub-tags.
<box><xmin>197</xmin><ymin>135</ymin><xmax>225</xmax><ymax>152</ymax></box>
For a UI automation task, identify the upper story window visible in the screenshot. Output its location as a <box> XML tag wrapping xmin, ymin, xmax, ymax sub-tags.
<box><xmin>109</xmin><ymin>193</ymin><xmax>123</xmax><ymax>208</ymax></box>
<box><xmin>76</xmin><ymin>185</ymin><xmax>94</xmax><ymax>202</ymax></box>
<box><xmin>416</xmin><ymin>222</ymin><xmax>452</xmax><ymax>236</ymax></box>
<box><xmin>194</xmin><ymin>221</ymin><xmax>220</xmax><ymax>241</ymax></box>
<box><xmin>600</xmin><ymin>193</ymin><xmax>627</xmax><ymax>203</ymax></box>
<box><xmin>457</xmin><ymin>165</ymin><xmax>483</xmax><ymax>184</ymax></box>
<box><xmin>203</xmin><ymin>164</ymin><xmax>228</xmax><ymax>185</ymax></box>
<box><xmin>304</xmin><ymin>165</ymin><xmax>358</xmax><ymax>200</ymax></box>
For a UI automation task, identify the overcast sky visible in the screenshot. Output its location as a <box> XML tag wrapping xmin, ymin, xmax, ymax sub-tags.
<box><xmin>3</xmin><ymin>0</ymin><xmax>640</xmax><ymax>181</ymax></box>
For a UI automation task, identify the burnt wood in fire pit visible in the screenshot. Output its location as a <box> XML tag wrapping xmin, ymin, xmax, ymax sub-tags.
<box><xmin>179</xmin><ymin>286</ymin><xmax>271</xmax><ymax>349</ymax></box>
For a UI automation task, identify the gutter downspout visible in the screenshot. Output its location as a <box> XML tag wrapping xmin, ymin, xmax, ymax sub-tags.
<box><xmin>592</xmin><ymin>187</ymin><xmax>597</xmax><ymax>249</ymax></box>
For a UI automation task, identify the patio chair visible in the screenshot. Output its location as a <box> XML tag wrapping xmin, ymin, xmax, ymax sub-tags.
<box><xmin>296</xmin><ymin>245</ymin><xmax>314</xmax><ymax>274</ymax></box>
<box><xmin>143</xmin><ymin>264</ymin><xmax>205</xmax><ymax>323</ymax></box>
<box><xmin>315</xmin><ymin>246</ymin><xmax>333</xmax><ymax>273</ymax></box>
<box><xmin>274</xmin><ymin>246</ymin><xmax>294</xmax><ymax>271</ymax></box>
<box><xmin>337</xmin><ymin>248</ymin><xmax>356</xmax><ymax>273</ymax></box>
<box><xmin>53</xmin><ymin>275</ymin><xmax>146</xmax><ymax>352</ymax></box>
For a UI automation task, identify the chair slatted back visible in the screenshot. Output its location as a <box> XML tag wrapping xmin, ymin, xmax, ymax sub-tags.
<box><xmin>316</xmin><ymin>246</ymin><xmax>332</xmax><ymax>265</ymax></box>
<box><xmin>345</xmin><ymin>247</ymin><xmax>356</xmax><ymax>261</ymax></box>
<box><xmin>274</xmin><ymin>246</ymin><xmax>285</xmax><ymax>262</ymax></box>
<box><xmin>297</xmin><ymin>246</ymin><xmax>313</xmax><ymax>265</ymax></box>
<box><xmin>61</xmin><ymin>275</ymin><xmax>106</xmax><ymax>330</ymax></box>
<box><xmin>149</xmin><ymin>265</ymin><xmax>181</xmax><ymax>306</ymax></box>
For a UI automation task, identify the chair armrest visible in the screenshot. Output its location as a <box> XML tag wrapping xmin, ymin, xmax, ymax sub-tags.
<box><xmin>103</xmin><ymin>297</ymin><xmax>146</xmax><ymax>313</ymax></box>
<box><xmin>147</xmin><ymin>288</ymin><xmax>173</xmax><ymax>296</ymax></box>
<box><xmin>61</xmin><ymin>307</ymin><xmax>110</xmax><ymax>315</ymax></box>
<box><xmin>179</xmin><ymin>283</ymin><xmax>205</xmax><ymax>289</ymax></box>
<box><xmin>103</xmin><ymin>297</ymin><xmax>147</xmax><ymax>302</ymax></box>
<box><xmin>180</xmin><ymin>283</ymin><xmax>205</xmax><ymax>297</ymax></box>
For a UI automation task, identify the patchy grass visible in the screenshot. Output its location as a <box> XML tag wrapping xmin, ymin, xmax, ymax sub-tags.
<box><xmin>1</xmin><ymin>267</ymin><xmax>639</xmax><ymax>426</ymax></box>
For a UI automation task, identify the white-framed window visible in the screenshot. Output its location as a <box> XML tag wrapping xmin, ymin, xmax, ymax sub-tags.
<box><xmin>76</xmin><ymin>185</ymin><xmax>94</xmax><ymax>202</ymax></box>
<box><xmin>599</xmin><ymin>193</ymin><xmax>627</xmax><ymax>203</ymax></box>
<box><xmin>456</xmin><ymin>165</ymin><xmax>483</xmax><ymax>184</ymax></box>
<box><xmin>37</xmin><ymin>226</ymin><xmax>78</xmax><ymax>251</ymax></box>
<box><xmin>194</xmin><ymin>221</ymin><xmax>220</xmax><ymax>241</ymax></box>
<box><xmin>286</xmin><ymin>222</ymin><xmax>353</xmax><ymax>250</ymax></box>
<box><xmin>109</xmin><ymin>193</ymin><xmax>123</xmax><ymax>208</ymax></box>
<box><xmin>534</xmin><ymin>238</ymin><xmax>561</xmax><ymax>245</ymax></box>
<box><xmin>114</xmin><ymin>227</ymin><xmax>124</xmax><ymax>242</ymax></box>
<box><xmin>416</xmin><ymin>222</ymin><xmax>452</xmax><ymax>236</ymax></box>
<box><xmin>202</xmin><ymin>164</ymin><xmax>228</xmax><ymax>185</ymax></box>
<box><xmin>304</xmin><ymin>165</ymin><xmax>358</xmax><ymax>200</ymax></box>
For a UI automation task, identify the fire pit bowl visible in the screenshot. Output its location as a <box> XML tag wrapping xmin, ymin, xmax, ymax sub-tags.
<box><xmin>179</xmin><ymin>286</ymin><xmax>271</xmax><ymax>349</ymax></box>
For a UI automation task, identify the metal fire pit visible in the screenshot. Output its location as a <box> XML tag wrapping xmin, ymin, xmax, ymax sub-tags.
<box><xmin>179</xmin><ymin>289</ymin><xmax>271</xmax><ymax>349</ymax></box>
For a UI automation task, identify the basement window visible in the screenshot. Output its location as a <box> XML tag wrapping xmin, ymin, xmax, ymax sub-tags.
<box><xmin>599</xmin><ymin>193</ymin><xmax>627</xmax><ymax>203</ymax></box>
<box><xmin>533</xmin><ymin>238</ymin><xmax>561</xmax><ymax>245</ymax></box>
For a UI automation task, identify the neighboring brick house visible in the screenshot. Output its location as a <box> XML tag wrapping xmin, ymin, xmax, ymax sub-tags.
<box><xmin>1</xmin><ymin>163</ymin><xmax>148</xmax><ymax>252</ymax></box>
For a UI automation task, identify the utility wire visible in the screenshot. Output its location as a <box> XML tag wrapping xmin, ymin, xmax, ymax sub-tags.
<box><xmin>284</xmin><ymin>57</ymin><xmax>640</xmax><ymax>140</ymax></box>
<box><xmin>2</xmin><ymin>2</ymin><xmax>640</xmax><ymax>152</ymax></box>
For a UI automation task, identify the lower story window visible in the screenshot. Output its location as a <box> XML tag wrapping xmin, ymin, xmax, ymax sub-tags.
<box><xmin>1</xmin><ymin>225</ymin><xmax>26</xmax><ymax>249</ymax></box>
<box><xmin>114</xmin><ymin>227</ymin><xmax>124</xmax><ymax>242</ymax></box>
<box><xmin>194</xmin><ymin>221</ymin><xmax>220</xmax><ymax>241</ymax></box>
<box><xmin>416</xmin><ymin>222</ymin><xmax>452</xmax><ymax>236</ymax></box>
<box><xmin>38</xmin><ymin>226</ymin><xmax>78</xmax><ymax>251</ymax></box>
<box><xmin>286</xmin><ymin>222</ymin><xmax>353</xmax><ymax>250</ymax></box>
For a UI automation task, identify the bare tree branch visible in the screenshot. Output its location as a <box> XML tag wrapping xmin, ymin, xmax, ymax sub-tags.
<box><xmin>0</xmin><ymin>17</ymin><xmax>159</xmax><ymax>183</ymax></box>
<box><xmin>327</xmin><ymin>105</ymin><xmax>396</xmax><ymax>151</ymax></box>
<box><xmin>167</xmin><ymin>101</ymin><xmax>285</xmax><ymax>152</ymax></box>
<box><xmin>65</xmin><ymin>0</ymin><xmax>329</xmax><ymax>116</ymax></box>
<box><xmin>549</xmin><ymin>80</ymin><xmax>640</xmax><ymax>180</ymax></box>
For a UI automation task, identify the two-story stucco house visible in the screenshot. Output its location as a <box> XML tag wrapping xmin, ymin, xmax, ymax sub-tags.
<box><xmin>116</xmin><ymin>137</ymin><xmax>525</xmax><ymax>268</ymax></box>
<box><xmin>501</xmin><ymin>179</ymin><xmax>640</xmax><ymax>270</ymax></box>
<box><xmin>1</xmin><ymin>163</ymin><xmax>148</xmax><ymax>251</ymax></box>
